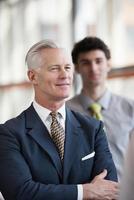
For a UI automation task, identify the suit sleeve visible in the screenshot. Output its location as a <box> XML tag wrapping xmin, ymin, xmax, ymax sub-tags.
<box><xmin>0</xmin><ymin>125</ymin><xmax>77</xmax><ymax>200</ymax></box>
<box><xmin>91</xmin><ymin>121</ymin><xmax>118</xmax><ymax>182</ymax></box>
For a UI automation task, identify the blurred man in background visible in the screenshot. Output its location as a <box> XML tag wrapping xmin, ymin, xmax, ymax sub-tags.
<box><xmin>0</xmin><ymin>40</ymin><xmax>118</xmax><ymax>200</ymax></box>
<box><xmin>67</xmin><ymin>36</ymin><xmax>134</xmax><ymax>181</ymax></box>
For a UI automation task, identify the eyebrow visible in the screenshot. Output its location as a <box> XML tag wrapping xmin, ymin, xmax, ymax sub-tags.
<box><xmin>48</xmin><ymin>63</ymin><xmax>72</xmax><ymax>68</ymax></box>
<box><xmin>79</xmin><ymin>57</ymin><xmax>104</xmax><ymax>62</ymax></box>
<box><xmin>79</xmin><ymin>59</ymin><xmax>89</xmax><ymax>63</ymax></box>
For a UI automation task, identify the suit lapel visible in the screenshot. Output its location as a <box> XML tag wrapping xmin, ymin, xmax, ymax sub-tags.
<box><xmin>63</xmin><ymin>109</ymin><xmax>81</xmax><ymax>182</ymax></box>
<box><xmin>25</xmin><ymin>105</ymin><xmax>62</xmax><ymax>178</ymax></box>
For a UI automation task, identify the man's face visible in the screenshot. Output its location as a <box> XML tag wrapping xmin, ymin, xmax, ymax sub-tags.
<box><xmin>76</xmin><ymin>50</ymin><xmax>111</xmax><ymax>88</ymax></box>
<box><xmin>28</xmin><ymin>48</ymin><xmax>74</xmax><ymax>102</ymax></box>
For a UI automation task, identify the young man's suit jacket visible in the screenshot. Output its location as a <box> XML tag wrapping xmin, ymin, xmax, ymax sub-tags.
<box><xmin>0</xmin><ymin>104</ymin><xmax>117</xmax><ymax>200</ymax></box>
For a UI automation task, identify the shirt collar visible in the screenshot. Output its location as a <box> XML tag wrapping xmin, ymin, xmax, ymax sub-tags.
<box><xmin>33</xmin><ymin>100</ymin><xmax>66</xmax><ymax>122</ymax></box>
<box><xmin>79</xmin><ymin>89</ymin><xmax>112</xmax><ymax>110</ymax></box>
<box><xmin>98</xmin><ymin>90</ymin><xmax>112</xmax><ymax>109</ymax></box>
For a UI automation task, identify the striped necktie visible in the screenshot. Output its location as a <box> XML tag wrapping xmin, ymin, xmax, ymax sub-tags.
<box><xmin>50</xmin><ymin>112</ymin><xmax>65</xmax><ymax>160</ymax></box>
<box><xmin>89</xmin><ymin>103</ymin><xmax>103</xmax><ymax>120</ymax></box>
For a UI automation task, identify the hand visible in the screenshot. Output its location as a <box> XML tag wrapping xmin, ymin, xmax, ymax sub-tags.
<box><xmin>82</xmin><ymin>169</ymin><xmax>119</xmax><ymax>200</ymax></box>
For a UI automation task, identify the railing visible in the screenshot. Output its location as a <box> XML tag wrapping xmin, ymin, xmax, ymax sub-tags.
<box><xmin>108</xmin><ymin>65</ymin><xmax>134</xmax><ymax>79</ymax></box>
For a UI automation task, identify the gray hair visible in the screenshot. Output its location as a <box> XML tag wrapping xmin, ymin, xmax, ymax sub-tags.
<box><xmin>25</xmin><ymin>39</ymin><xmax>58</xmax><ymax>69</ymax></box>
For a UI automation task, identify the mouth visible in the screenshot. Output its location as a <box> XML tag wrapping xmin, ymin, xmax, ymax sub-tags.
<box><xmin>56</xmin><ymin>83</ymin><xmax>70</xmax><ymax>86</ymax></box>
<box><xmin>55</xmin><ymin>83</ymin><xmax>71</xmax><ymax>90</ymax></box>
<box><xmin>89</xmin><ymin>74</ymin><xmax>100</xmax><ymax>80</ymax></box>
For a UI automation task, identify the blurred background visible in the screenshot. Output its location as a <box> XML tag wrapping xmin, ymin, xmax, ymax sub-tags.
<box><xmin>0</xmin><ymin>0</ymin><xmax>134</xmax><ymax>123</ymax></box>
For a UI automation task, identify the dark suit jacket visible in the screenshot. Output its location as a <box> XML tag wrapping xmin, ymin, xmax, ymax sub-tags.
<box><xmin>0</xmin><ymin>104</ymin><xmax>117</xmax><ymax>200</ymax></box>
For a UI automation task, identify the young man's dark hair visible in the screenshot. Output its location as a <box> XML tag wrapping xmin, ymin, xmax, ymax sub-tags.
<box><xmin>72</xmin><ymin>36</ymin><xmax>111</xmax><ymax>64</ymax></box>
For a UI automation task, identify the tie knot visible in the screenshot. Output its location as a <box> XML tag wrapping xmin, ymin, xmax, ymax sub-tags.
<box><xmin>50</xmin><ymin>112</ymin><xmax>58</xmax><ymax>119</ymax></box>
<box><xmin>89</xmin><ymin>103</ymin><xmax>102</xmax><ymax>113</ymax></box>
<box><xmin>89</xmin><ymin>103</ymin><xmax>103</xmax><ymax>120</ymax></box>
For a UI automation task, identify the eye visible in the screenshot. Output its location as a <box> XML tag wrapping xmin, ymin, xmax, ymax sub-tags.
<box><xmin>79</xmin><ymin>60</ymin><xmax>89</xmax><ymax>66</ymax></box>
<box><xmin>49</xmin><ymin>66</ymin><xmax>59</xmax><ymax>71</ymax></box>
<box><xmin>65</xmin><ymin>65</ymin><xmax>72</xmax><ymax>71</ymax></box>
<box><xmin>96</xmin><ymin>59</ymin><xmax>103</xmax><ymax>64</ymax></box>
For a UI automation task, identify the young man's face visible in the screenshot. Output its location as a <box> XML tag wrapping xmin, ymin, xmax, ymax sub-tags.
<box><xmin>76</xmin><ymin>50</ymin><xmax>111</xmax><ymax>88</ymax></box>
<box><xmin>28</xmin><ymin>48</ymin><xmax>74</xmax><ymax>103</ymax></box>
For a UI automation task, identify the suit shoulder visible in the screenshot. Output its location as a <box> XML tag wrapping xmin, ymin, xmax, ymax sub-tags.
<box><xmin>68</xmin><ymin>109</ymin><xmax>104</xmax><ymax>140</ymax></box>
<box><xmin>112</xmin><ymin>93</ymin><xmax>134</xmax><ymax>104</ymax></box>
<box><xmin>111</xmin><ymin>93</ymin><xmax>134</xmax><ymax>113</ymax></box>
<box><xmin>1</xmin><ymin>109</ymin><xmax>27</xmax><ymax>133</ymax></box>
<box><xmin>69</xmin><ymin>109</ymin><xmax>100</xmax><ymax>128</ymax></box>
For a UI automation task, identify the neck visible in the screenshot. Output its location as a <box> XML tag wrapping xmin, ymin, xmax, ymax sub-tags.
<box><xmin>35</xmin><ymin>96</ymin><xmax>65</xmax><ymax>111</ymax></box>
<box><xmin>82</xmin><ymin>84</ymin><xmax>106</xmax><ymax>101</ymax></box>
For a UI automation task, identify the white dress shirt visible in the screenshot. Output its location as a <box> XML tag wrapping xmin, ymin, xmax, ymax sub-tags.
<box><xmin>33</xmin><ymin>101</ymin><xmax>83</xmax><ymax>200</ymax></box>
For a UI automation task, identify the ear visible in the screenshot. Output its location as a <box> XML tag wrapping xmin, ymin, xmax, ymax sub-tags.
<box><xmin>27</xmin><ymin>69</ymin><xmax>38</xmax><ymax>84</ymax></box>
<box><xmin>107</xmin><ymin>59</ymin><xmax>112</xmax><ymax>72</ymax></box>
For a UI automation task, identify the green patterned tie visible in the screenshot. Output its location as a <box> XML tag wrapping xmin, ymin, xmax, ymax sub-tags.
<box><xmin>50</xmin><ymin>112</ymin><xmax>65</xmax><ymax>160</ymax></box>
<box><xmin>89</xmin><ymin>103</ymin><xmax>103</xmax><ymax>120</ymax></box>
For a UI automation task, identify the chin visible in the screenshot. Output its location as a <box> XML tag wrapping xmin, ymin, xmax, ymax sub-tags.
<box><xmin>90</xmin><ymin>80</ymin><xmax>101</xmax><ymax>86</ymax></box>
<box><xmin>56</xmin><ymin>93</ymin><xmax>70</xmax><ymax>100</ymax></box>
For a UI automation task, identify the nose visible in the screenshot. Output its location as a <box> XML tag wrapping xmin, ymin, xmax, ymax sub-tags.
<box><xmin>90</xmin><ymin>62</ymin><xmax>98</xmax><ymax>72</ymax></box>
<box><xmin>59</xmin><ymin>67</ymin><xmax>68</xmax><ymax>78</ymax></box>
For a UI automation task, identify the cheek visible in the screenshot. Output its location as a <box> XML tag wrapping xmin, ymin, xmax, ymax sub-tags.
<box><xmin>38</xmin><ymin>76</ymin><xmax>45</xmax><ymax>86</ymax></box>
<box><xmin>82</xmin><ymin>70</ymin><xmax>90</xmax><ymax>78</ymax></box>
<box><xmin>100</xmin><ymin>66</ymin><xmax>109</xmax><ymax>74</ymax></box>
<box><xmin>37</xmin><ymin>74</ymin><xmax>50</xmax><ymax>87</ymax></box>
<box><xmin>70</xmin><ymin>73</ymin><xmax>74</xmax><ymax>81</ymax></box>
<box><xmin>79</xmin><ymin>68</ymin><xmax>88</xmax><ymax>76</ymax></box>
